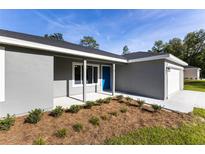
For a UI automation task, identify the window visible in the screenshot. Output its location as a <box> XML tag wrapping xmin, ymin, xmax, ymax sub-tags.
<box><xmin>73</xmin><ymin>63</ymin><xmax>99</xmax><ymax>86</ymax></box>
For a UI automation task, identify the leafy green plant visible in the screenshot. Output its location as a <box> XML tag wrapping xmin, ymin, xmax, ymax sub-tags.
<box><xmin>72</xmin><ymin>123</ymin><xmax>83</xmax><ymax>132</ymax></box>
<box><xmin>193</xmin><ymin>107</ymin><xmax>205</xmax><ymax>118</ymax></box>
<box><xmin>116</xmin><ymin>95</ymin><xmax>124</xmax><ymax>100</ymax></box>
<box><xmin>95</xmin><ymin>99</ymin><xmax>104</xmax><ymax>105</ymax></box>
<box><xmin>103</xmin><ymin>97</ymin><xmax>112</xmax><ymax>104</ymax></box>
<box><xmin>151</xmin><ymin>104</ymin><xmax>162</xmax><ymax>112</ymax></box>
<box><xmin>84</xmin><ymin>101</ymin><xmax>96</xmax><ymax>109</ymax></box>
<box><xmin>125</xmin><ymin>96</ymin><xmax>133</xmax><ymax>102</ymax></box>
<box><xmin>137</xmin><ymin>100</ymin><xmax>145</xmax><ymax>108</ymax></box>
<box><xmin>33</xmin><ymin>136</ymin><xmax>46</xmax><ymax>145</ymax></box>
<box><xmin>89</xmin><ymin>116</ymin><xmax>100</xmax><ymax>126</ymax></box>
<box><xmin>0</xmin><ymin>114</ymin><xmax>15</xmax><ymax>131</ymax></box>
<box><xmin>108</xmin><ymin>111</ymin><xmax>118</xmax><ymax>117</ymax></box>
<box><xmin>25</xmin><ymin>109</ymin><xmax>44</xmax><ymax>124</ymax></box>
<box><xmin>66</xmin><ymin>105</ymin><xmax>81</xmax><ymax>113</ymax></box>
<box><xmin>50</xmin><ymin>106</ymin><xmax>64</xmax><ymax>117</ymax></box>
<box><xmin>55</xmin><ymin>128</ymin><xmax>68</xmax><ymax>138</ymax></box>
<box><xmin>120</xmin><ymin>107</ymin><xmax>128</xmax><ymax>113</ymax></box>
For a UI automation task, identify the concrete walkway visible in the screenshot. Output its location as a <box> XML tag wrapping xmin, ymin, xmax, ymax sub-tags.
<box><xmin>54</xmin><ymin>90</ymin><xmax>205</xmax><ymax>113</ymax></box>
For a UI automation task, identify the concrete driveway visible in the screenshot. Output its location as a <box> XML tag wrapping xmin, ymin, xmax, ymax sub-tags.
<box><xmin>164</xmin><ymin>90</ymin><xmax>205</xmax><ymax>113</ymax></box>
<box><xmin>115</xmin><ymin>90</ymin><xmax>205</xmax><ymax>113</ymax></box>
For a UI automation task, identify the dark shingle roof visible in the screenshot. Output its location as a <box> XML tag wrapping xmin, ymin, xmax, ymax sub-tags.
<box><xmin>122</xmin><ymin>51</ymin><xmax>168</xmax><ymax>60</ymax></box>
<box><xmin>0</xmin><ymin>29</ymin><xmax>125</xmax><ymax>60</ymax></box>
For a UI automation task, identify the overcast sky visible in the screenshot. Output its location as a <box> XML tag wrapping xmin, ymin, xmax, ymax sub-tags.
<box><xmin>0</xmin><ymin>9</ymin><xmax>205</xmax><ymax>54</ymax></box>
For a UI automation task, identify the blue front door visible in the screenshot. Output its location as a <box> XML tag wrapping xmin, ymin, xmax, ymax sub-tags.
<box><xmin>102</xmin><ymin>66</ymin><xmax>110</xmax><ymax>90</ymax></box>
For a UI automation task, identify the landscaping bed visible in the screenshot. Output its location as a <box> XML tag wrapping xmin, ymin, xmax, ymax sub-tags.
<box><xmin>0</xmin><ymin>97</ymin><xmax>193</xmax><ymax>145</ymax></box>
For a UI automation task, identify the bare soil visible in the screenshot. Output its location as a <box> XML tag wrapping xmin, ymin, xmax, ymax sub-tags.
<box><xmin>0</xmin><ymin>100</ymin><xmax>193</xmax><ymax>145</ymax></box>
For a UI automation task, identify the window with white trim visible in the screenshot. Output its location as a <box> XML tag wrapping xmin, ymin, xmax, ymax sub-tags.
<box><xmin>73</xmin><ymin>63</ymin><xmax>99</xmax><ymax>86</ymax></box>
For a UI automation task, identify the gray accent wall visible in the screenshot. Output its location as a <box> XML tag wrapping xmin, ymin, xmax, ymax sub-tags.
<box><xmin>54</xmin><ymin>57</ymin><xmax>102</xmax><ymax>97</ymax></box>
<box><xmin>0</xmin><ymin>48</ymin><xmax>53</xmax><ymax>117</ymax></box>
<box><xmin>116</xmin><ymin>60</ymin><xmax>165</xmax><ymax>100</ymax></box>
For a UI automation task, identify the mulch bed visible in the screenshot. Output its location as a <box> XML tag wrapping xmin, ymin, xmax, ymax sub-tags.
<box><xmin>0</xmin><ymin>99</ymin><xmax>193</xmax><ymax>145</ymax></box>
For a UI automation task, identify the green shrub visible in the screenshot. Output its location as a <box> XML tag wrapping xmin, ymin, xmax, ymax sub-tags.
<box><xmin>120</xmin><ymin>107</ymin><xmax>128</xmax><ymax>113</ymax></box>
<box><xmin>33</xmin><ymin>136</ymin><xmax>46</xmax><ymax>145</ymax></box>
<box><xmin>0</xmin><ymin>114</ymin><xmax>15</xmax><ymax>131</ymax></box>
<box><xmin>25</xmin><ymin>109</ymin><xmax>44</xmax><ymax>124</ymax></box>
<box><xmin>125</xmin><ymin>96</ymin><xmax>133</xmax><ymax>102</ymax></box>
<box><xmin>84</xmin><ymin>101</ymin><xmax>96</xmax><ymax>109</ymax></box>
<box><xmin>100</xmin><ymin>115</ymin><xmax>109</xmax><ymax>121</ymax></box>
<box><xmin>73</xmin><ymin>123</ymin><xmax>83</xmax><ymax>132</ymax></box>
<box><xmin>89</xmin><ymin>116</ymin><xmax>100</xmax><ymax>126</ymax></box>
<box><xmin>116</xmin><ymin>95</ymin><xmax>124</xmax><ymax>100</ymax></box>
<box><xmin>50</xmin><ymin>106</ymin><xmax>64</xmax><ymax>117</ymax></box>
<box><xmin>137</xmin><ymin>100</ymin><xmax>145</xmax><ymax>108</ymax></box>
<box><xmin>151</xmin><ymin>104</ymin><xmax>162</xmax><ymax>112</ymax></box>
<box><xmin>103</xmin><ymin>97</ymin><xmax>112</xmax><ymax>104</ymax></box>
<box><xmin>95</xmin><ymin>99</ymin><xmax>104</xmax><ymax>105</ymax></box>
<box><xmin>108</xmin><ymin>111</ymin><xmax>118</xmax><ymax>117</ymax></box>
<box><xmin>55</xmin><ymin>128</ymin><xmax>68</xmax><ymax>138</ymax></box>
<box><xmin>66</xmin><ymin>105</ymin><xmax>81</xmax><ymax>113</ymax></box>
<box><xmin>193</xmin><ymin>107</ymin><xmax>205</xmax><ymax>118</ymax></box>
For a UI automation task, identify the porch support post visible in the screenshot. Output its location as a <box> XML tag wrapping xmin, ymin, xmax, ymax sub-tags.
<box><xmin>112</xmin><ymin>63</ymin><xmax>115</xmax><ymax>96</ymax></box>
<box><xmin>83</xmin><ymin>59</ymin><xmax>87</xmax><ymax>102</ymax></box>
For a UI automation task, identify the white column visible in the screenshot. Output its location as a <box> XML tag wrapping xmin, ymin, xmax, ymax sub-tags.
<box><xmin>112</xmin><ymin>63</ymin><xmax>115</xmax><ymax>96</ymax></box>
<box><xmin>83</xmin><ymin>59</ymin><xmax>87</xmax><ymax>102</ymax></box>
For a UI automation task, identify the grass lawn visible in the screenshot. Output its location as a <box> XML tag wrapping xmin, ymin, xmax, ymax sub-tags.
<box><xmin>106</xmin><ymin>108</ymin><xmax>205</xmax><ymax>145</ymax></box>
<box><xmin>184</xmin><ymin>80</ymin><xmax>205</xmax><ymax>92</ymax></box>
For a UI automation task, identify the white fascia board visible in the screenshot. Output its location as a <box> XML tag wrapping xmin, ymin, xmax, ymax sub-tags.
<box><xmin>128</xmin><ymin>53</ymin><xmax>188</xmax><ymax>66</ymax></box>
<box><xmin>166</xmin><ymin>54</ymin><xmax>188</xmax><ymax>66</ymax></box>
<box><xmin>127</xmin><ymin>54</ymin><xmax>169</xmax><ymax>63</ymax></box>
<box><xmin>0</xmin><ymin>46</ymin><xmax>5</xmax><ymax>102</ymax></box>
<box><xmin>0</xmin><ymin>36</ymin><xmax>127</xmax><ymax>63</ymax></box>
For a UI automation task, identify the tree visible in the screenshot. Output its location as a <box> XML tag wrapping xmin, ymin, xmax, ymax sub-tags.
<box><xmin>151</xmin><ymin>40</ymin><xmax>165</xmax><ymax>53</ymax></box>
<box><xmin>44</xmin><ymin>33</ymin><xmax>64</xmax><ymax>41</ymax></box>
<box><xmin>163</xmin><ymin>38</ymin><xmax>185</xmax><ymax>59</ymax></box>
<box><xmin>80</xmin><ymin>36</ymin><xmax>99</xmax><ymax>49</ymax></box>
<box><xmin>122</xmin><ymin>45</ymin><xmax>130</xmax><ymax>55</ymax></box>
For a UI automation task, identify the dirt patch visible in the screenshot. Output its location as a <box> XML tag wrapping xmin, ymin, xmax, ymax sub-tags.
<box><xmin>0</xmin><ymin>100</ymin><xmax>193</xmax><ymax>145</ymax></box>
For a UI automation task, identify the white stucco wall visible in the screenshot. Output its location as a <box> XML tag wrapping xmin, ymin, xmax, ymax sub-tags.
<box><xmin>0</xmin><ymin>47</ymin><xmax>5</xmax><ymax>102</ymax></box>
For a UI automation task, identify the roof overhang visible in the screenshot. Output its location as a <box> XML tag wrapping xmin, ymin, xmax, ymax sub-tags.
<box><xmin>0</xmin><ymin>35</ymin><xmax>188</xmax><ymax>66</ymax></box>
<box><xmin>0</xmin><ymin>36</ymin><xmax>127</xmax><ymax>63</ymax></box>
<box><xmin>128</xmin><ymin>53</ymin><xmax>188</xmax><ymax>66</ymax></box>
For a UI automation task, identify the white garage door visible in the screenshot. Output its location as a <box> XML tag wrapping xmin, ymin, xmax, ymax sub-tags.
<box><xmin>168</xmin><ymin>68</ymin><xmax>181</xmax><ymax>96</ymax></box>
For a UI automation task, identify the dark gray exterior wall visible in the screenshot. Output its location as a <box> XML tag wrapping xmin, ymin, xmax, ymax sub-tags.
<box><xmin>0</xmin><ymin>46</ymin><xmax>53</xmax><ymax>117</ymax></box>
<box><xmin>115</xmin><ymin>60</ymin><xmax>165</xmax><ymax>100</ymax></box>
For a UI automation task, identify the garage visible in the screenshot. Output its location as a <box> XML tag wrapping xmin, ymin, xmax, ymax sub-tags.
<box><xmin>166</xmin><ymin>62</ymin><xmax>184</xmax><ymax>97</ymax></box>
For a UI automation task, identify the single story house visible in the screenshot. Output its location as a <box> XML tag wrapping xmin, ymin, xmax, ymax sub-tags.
<box><xmin>184</xmin><ymin>66</ymin><xmax>201</xmax><ymax>80</ymax></box>
<box><xmin>0</xmin><ymin>29</ymin><xmax>188</xmax><ymax>117</ymax></box>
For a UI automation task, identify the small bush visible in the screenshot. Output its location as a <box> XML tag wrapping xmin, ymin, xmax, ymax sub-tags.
<box><xmin>100</xmin><ymin>115</ymin><xmax>109</xmax><ymax>121</ymax></box>
<box><xmin>95</xmin><ymin>99</ymin><xmax>104</xmax><ymax>105</ymax></box>
<box><xmin>120</xmin><ymin>107</ymin><xmax>128</xmax><ymax>113</ymax></box>
<box><xmin>25</xmin><ymin>109</ymin><xmax>43</xmax><ymax>124</ymax></box>
<box><xmin>50</xmin><ymin>106</ymin><xmax>64</xmax><ymax>117</ymax></box>
<box><xmin>108</xmin><ymin>111</ymin><xmax>118</xmax><ymax>117</ymax></box>
<box><xmin>193</xmin><ymin>107</ymin><xmax>205</xmax><ymax>118</ymax></box>
<box><xmin>89</xmin><ymin>116</ymin><xmax>100</xmax><ymax>126</ymax></box>
<box><xmin>103</xmin><ymin>97</ymin><xmax>112</xmax><ymax>104</ymax></box>
<box><xmin>33</xmin><ymin>136</ymin><xmax>46</xmax><ymax>145</ymax></box>
<box><xmin>125</xmin><ymin>96</ymin><xmax>133</xmax><ymax>102</ymax></box>
<box><xmin>116</xmin><ymin>95</ymin><xmax>124</xmax><ymax>100</ymax></box>
<box><xmin>84</xmin><ymin>101</ymin><xmax>96</xmax><ymax>109</ymax></box>
<box><xmin>151</xmin><ymin>104</ymin><xmax>162</xmax><ymax>112</ymax></box>
<box><xmin>67</xmin><ymin>105</ymin><xmax>81</xmax><ymax>113</ymax></box>
<box><xmin>55</xmin><ymin>128</ymin><xmax>68</xmax><ymax>138</ymax></box>
<box><xmin>137</xmin><ymin>100</ymin><xmax>145</xmax><ymax>108</ymax></box>
<box><xmin>73</xmin><ymin>123</ymin><xmax>83</xmax><ymax>132</ymax></box>
<box><xmin>0</xmin><ymin>114</ymin><xmax>15</xmax><ymax>131</ymax></box>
